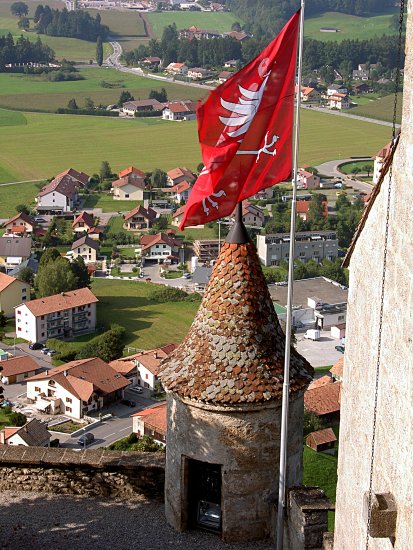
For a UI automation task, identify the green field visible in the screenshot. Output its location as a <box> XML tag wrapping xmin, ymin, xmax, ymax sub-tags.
<box><xmin>91</xmin><ymin>278</ymin><xmax>199</xmax><ymax>349</ymax></box>
<box><xmin>0</xmin><ymin>181</ymin><xmax>42</xmax><ymax>217</ymax></box>
<box><xmin>87</xmin><ymin>8</ymin><xmax>147</xmax><ymax>38</ymax></box>
<box><xmin>0</xmin><ymin>68</ymin><xmax>207</xmax><ymax>112</ymax></box>
<box><xmin>83</xmin><ymin>193</ymin><xmax>142</xmax><ymax>213</ymax></box>
<box><xmin>146</xmin><ymin>11</ymin><xmax>243</xmax><ymax>39</ymax></box>
<box><xmin>346</xmin><ymin>93</ymin><xmax>402</xmax><ymax>124</ymax></box>
<box><xmin>0</xmin><ymin>106</ymin><xmax>392</xmax><ymax>199</ymax></box>
<box><xmin>338</xmin><ymin>160</ymin><xmax>373</xmax><ymax>174</ymax></box>
<box><xmin>304</xmin><ymin>10</ymin><xmax>398</xmax><ymax>42</ymax></box>
<box><xmin>0</xmin><ymin>0</ymin><xmax>108</xmax><ymax>62</ymax></box>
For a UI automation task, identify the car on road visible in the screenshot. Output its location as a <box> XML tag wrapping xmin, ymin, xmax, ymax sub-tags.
<box><xmin>29</xmin><ymin>342</ymin><xmax>44</xmax><ymax>350</ymax></box>
<box><xmin>46</xmin><ymin>349</ymin><xmax>56</xmax><ymax>356</ymax></box>
<box><xmin>34</xmin><ymin>217</ymin><xmax>46</xmax><ymax>223</ymax></box>
<box><xmin>183</xmin><ymin>273</ymin><xmax>191</xmax><ymax>279</ymax></box>
<box><xmin>335</xmin><ymin>345</ymin><xmax>345</xmax><ymax>354</ymax></box>
<box><xmin>77</xmin><ymin>432</ymin><xmax>95</xmax><ymax>446</ymax></box>
<box><xmin>129</xmin><ymin>386</ymin><xmax>143</xmax><ymax>394</ymax></box>
<box><xmin>40</xmin><ymin>348</ymin><xmax>51</xmax><ymax>355</ymax></box>
<box><xmin>120</xmin><ymin>399</ymin><xmax>136</xmax><ymax>407</ymax></box>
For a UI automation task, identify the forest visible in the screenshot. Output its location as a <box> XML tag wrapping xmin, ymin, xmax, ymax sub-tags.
<box><xmin>0</xmin><ymin>33</ymin><xmax>55</xmax><ymax>70</ymax></box>
<box><xmin>34</xmin><ymin>5</ymin><xmax>109</xmax><ymax>41</ymax></box>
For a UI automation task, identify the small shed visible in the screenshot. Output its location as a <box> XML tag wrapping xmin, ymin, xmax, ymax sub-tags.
<box><xmin>306</xmin><ymin>427</ymin><xmax>337</xmax><ymax>452</ymax></box>
<box><xmin>331</xmin><ymin>323</ymin><xmax>346</xmax><ymax>340</ymax></box>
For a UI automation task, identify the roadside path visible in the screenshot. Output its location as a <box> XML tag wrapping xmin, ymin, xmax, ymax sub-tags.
<box><xmin>0</xmin><ymin>178</ymin><xmax>44</xmax><ymax>186</ymax></box>
<box><xmin>302</xmin><ymin>105</ymin><xmax>400</xmax><ymax>128</ymax></box>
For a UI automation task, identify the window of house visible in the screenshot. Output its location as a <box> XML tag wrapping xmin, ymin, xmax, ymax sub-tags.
<box><xmin>24</xmin><ymin>373</ymin><xmax>28</xmax><ymax>378</ymax></box>
<box><xmin>66</xmin><ymin>397</ymin><xmax>72</xmax><ymax>403</ymax></box>
<box><xmin>35</xmin><ymin>386</ymin><xmax>41</xmax><ymax>392</ymax></box>
<box><xmin>17</xmin><ymin>327</ymin><xmax>22</xmax><ymax>331</ymax></box>
<box><xmin>42</xmin><ymin>332</ymin><xmax>45</xmax><ymax>337</ymax></box>
<box><xmin>17</xmin><ymin>319</ymin><xmax>21</xmax><ymax>323</ymax></box>
<box><xmin>145</xmin><ymin>373</ymin><xmax>149</xmax><ymax>380</ymax></box>
<box><xmin>66</xmin><ymin>406</ymin><xmax>72</xmax><ymax>413</ymax></box>
<box><xmin>41</xmin><ymin>315</ymin><xmax>44</xmax><ymax>320</ymax></box>
<box><xmin>338</xmin><ymin>315</ymin><xmax>345</xmax><ymax>321</ymax></box>
<box><xmin>17</xmin><ymin>310</ymin><xmax>21</xmax><ymax>315</ymax></box>
<box><xmin>22</xmin><ymin>288</ymin><xmax>26</xmax><ymax>293</ymax></box>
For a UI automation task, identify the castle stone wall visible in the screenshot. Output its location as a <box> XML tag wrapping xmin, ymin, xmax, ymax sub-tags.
<box><xmin>0</xmin><ymin>445</ymin><xmax>165</xmax><ymax>499</ymax></box>
<box><xmin>334</xmin><ymin>2</ymin><xmax>413</xmax><ymax>547</ymax></box>
<box><xmin>165</xmin><ymin>394</ymin><xmax>304</xmax><ymax>543</ymax></box>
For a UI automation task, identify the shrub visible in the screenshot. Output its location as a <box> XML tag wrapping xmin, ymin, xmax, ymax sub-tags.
<box><xmin>148</xmin><ymin>286</ymin><xmax>200</xmax><ymax>303</ymax></box>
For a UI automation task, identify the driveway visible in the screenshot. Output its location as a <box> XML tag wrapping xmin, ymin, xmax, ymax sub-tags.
<box><xmin>295</xmin><ymin>330</ymin><xmax>344</xmax><ymax>368</ymax></box>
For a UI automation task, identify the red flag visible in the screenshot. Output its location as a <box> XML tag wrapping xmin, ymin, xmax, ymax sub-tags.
<box><xmin>179</xmin><ymin>10</ymin><xmax>300</xmax><ymax>229</ymax></box>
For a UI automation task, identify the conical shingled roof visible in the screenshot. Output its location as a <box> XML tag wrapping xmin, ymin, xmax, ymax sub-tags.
<box><xmin>159</xmin><ymin>241</ymin><xmax>313</xmax><ymax>404</ymax></box>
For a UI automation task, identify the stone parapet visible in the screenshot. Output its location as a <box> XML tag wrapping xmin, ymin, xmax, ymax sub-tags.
<box><xmin>0</xmin><ymin>445</ymin><xmax>165</xmax><ymax>499</ymax></box>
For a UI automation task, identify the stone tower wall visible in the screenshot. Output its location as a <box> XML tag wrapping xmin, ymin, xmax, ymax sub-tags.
<box><xmin>165</xmin><ymin>393</ymin><xmax>304</xmax><ymax>542</ymax></box>
<box><xmin>334</xmin><ymin>2</ymin><xmax>413</xmax><ymax>547</ymax></box>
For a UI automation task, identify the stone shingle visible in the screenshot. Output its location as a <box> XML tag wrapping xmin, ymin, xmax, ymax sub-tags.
<box><xmin>160</xmin><ymin>241</ymin><xmax>313</xmax><ymax>403</ymax></box>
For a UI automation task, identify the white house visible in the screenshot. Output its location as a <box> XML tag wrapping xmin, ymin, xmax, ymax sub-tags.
<box><xmin>112</xmin><ymin>176</ymin><xmax>146</xmax><ymax>201</ymax></box>
<box><xmin>326</xmin><ymin>84</ymin><xmax>348</xmax><ymax>96</ymax></box>
<box><xmin>162</xmin><ymin>101</ymin><xmax>197</xmax><ymax>121</ymax></box>
<box><xmin>166</xmin><ymin>167</ymin><xmax>195</xmax><ymax>187</ymax></box>
<box><xmin>297</xmin><ymin>169</ymin><xmax>321</xmax><ymax>189</ymax></box>
<box><xmin>123</xmin><ymin>343</ymin><xmax>176</xmax><ymax>391</ymax></box>
<box><xmin>140</xmin><ymin>233</ymin><xmax>181</xmax><ymax>263</ymax></box>
<box><xmin>327</xmin><ymin>94</ymin><xmax>350</xmax><ymax>110</ymax></box>
<box><xmin>71</xmin><ymin>235</ymin><xmax>99</xmax><ymax>263</ymax></box>
<box><xmin>231</xmin><ymin>202</ymin><xmax>265</xmax><ymax>227</ymax></box>
<box><xmin>0</xmin><ymin>355</ymin><xmax>42</xmax><ymax>384</ymax></box>
<box><xmin>187</xmin><ymin>67</ymin><xmax>212</xmax><ymax>80</ymax></box>
<box><xmin>165</xmin><ymin>62</ymin><xmax>188</xmax><ymax>75</ymax></box>
<box><xmin>26</xmin><ymin>357</ymin><xmax>130</xmax><ymax>419</ymax></box>
<box><xmin>36</xmin><ymin>174</ymin><xmax>79</xmax><ymax>214</ymax></box>
<box><xmin>164</xmin><ymin>180</ymin><xmax>192</xmax><ymax>203</ymax></box>
<box><xmin>132</xmin><ymin>402</ymin><xmax>166</xmax><ymax>446</ymax></box>
<box><xmin>0</xmin><ymin>237</ymin><xmax>33</xmax><ymax>273</ymax></box>
<box><xmin>2</xmin><ymin>212</ymin><xmax>36</xmax><ymax>236</ymax></box>
<box><xmin>15</xmin><ymin>287</ymin><xmax>98</xmax><ymax>343</ymax></box>
<box><xmin>122</xmin><ymin>99</ymin><xmax>164</xmax><ymax>116</ymax></box>
<box><xmin>72</xmin><ymin>211</ymin><xmax>95</xmax><ymax>234</ymax></box>
<box><xmin>0</xmin><ymin>419</ymin><xmax>51</xmax><ymax>447</ymax></box>
<box><xmin>373</xmin><ymin>141</ymin><xmax>391</xmax><ymax>184</ymax></box>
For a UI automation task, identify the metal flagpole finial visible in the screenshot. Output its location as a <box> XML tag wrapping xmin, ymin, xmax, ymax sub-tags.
<box><xmin>225</xmin><ymin>201</ymin><xmax>250</xmax><ymax>244</ymax></box>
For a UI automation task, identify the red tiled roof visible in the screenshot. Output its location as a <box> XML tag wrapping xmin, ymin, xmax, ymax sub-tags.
<box><xmin>126</xmin><ymin>344</ymin><xmax>177</xmax><ymax>376</ymax></box>
<box><xmin>132</xmin><ymin>402</ymin><xmax>167</xmax><ymax>434</ymax></box>
<box><xmin>307</xmin><ymin>375</ymin><xmax>332</xmax><ymax>391</ymax></box>
<box><xmin>306</xmin><ymin>427</ymin><xmax>336</xmax><ymax>446</ymax></box>
<box><xmin>118</xmin><ymin>166</ymin><xmax>145</xmax><ymax>179</ymax></box>
<box><xmin>167</xmin><ymin>167</ymin><xmax>195</xmax><ymax>182</ymax></box>
<box><xmin>20</xmin><ymin>287</ymin><xmax>98</xmax><ymax>317</ymax></box>
<box><xmin>296</xmin><ymin>201</ymin><xmax>310</xmax><ymax>214</ymax></box>
<box><xmin>72</xmin><ymin>211</ymin><xmax>94</xmax><ymax>229</ymax></box>
<box><xmin>160</xmin><ymin>241</ymin><xmax>313</xmax><ymax>404</ymax></box>
<box><xmin>112</xmin><ymin>177</ymin><xmax>145</xmax><ymax>189</ymax></box>
<box><xmin>168</xmin><ymin>180</ymin><xmax>191</xmax><ymax>194</ymax></box>
<box><xmin>0</xmin><ymin>272</ymin><xmax>19</xmax><ymax>293</ymax></box>
<box><xmin>375</xmin><ymin>142</ymin><xmax>392</xmax><ymax>160</ymax></box>
<box><xmin>124</xmin><ymin>205</ymin><xmax>157</xmax><ymax>222</ymax></box>
<box><xmin>2</xmin><ymin>427</ymin><xmax>19</xmax><ymax>440</ymax></box>
<box><xmin>140</xmin><ymin>233</ymin><xmax>180</xmax><ymax>252</ymax></box>
<box><xmin>71</xmin><ymin>235</ymin><xmax>99</xmax><ymax>251</ymax></box>
<box><xmin>0</xmin><ymin>356</ymin><xmax>40</xmax><ymax>377</ymax></box>
<box><xmin>10</xmin><ymin>226</ymin><xmax>26</xmax><ymax>233</ymax></box>
<box><xmin>330</xmin><ymin>358</ymin><xmax>344</xmax><ymax>378</ymax></box>
<box><xmin>56</xmin><ymin>168</ymin><xmax>89</xmax><ymax>186</ymax></box>
<box><xmin>304</xmin><ymin>382</ymin><xmax>341</xmax><ymax>416</ymax></box>
<box><xmin>164</xmin><ymin>101</ymin><xmax>197</xmax><ymax>114</ymax></box>
<box><xmin>109</xmin><ymin>359</ymin><xmax>136</xmax><ymax>375</ymax></box>
<box><xmin>2</xmin><ymin>212</ymin><xmax>35</xmax><ymax>229</ymax></box>
<box><xmin>172</xmin><ymin>206</ymin><xmax>185</xmax><ymax>219</ymax></box>
<box><xmin>38</xmin><ymin>174</ymin><xmax>79</xmax><ymax>198</ymax></box>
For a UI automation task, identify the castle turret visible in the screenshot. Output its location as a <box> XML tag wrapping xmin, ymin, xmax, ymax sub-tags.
<box><xmin>160</xmin><ymin>237</ymin><xmax>313</xmax><ymax>542</ymax></box>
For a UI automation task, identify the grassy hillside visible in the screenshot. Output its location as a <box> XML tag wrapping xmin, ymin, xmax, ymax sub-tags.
<box><xmin>0</xmin><ymin>68</ymin><xmax>207</xmax><ymax>112</ymax></box>
<box><xmin>146</xmin><ymin>11</ymin><xmax>243</xmax><ymax>39</ymax></box>
<box><xmin>304</xmin><ymin>10</ymin><xmax>399</xmax><ymax>42</ymax></box>
<box><xmin>347</xmin><ymin>93</ymin><xmax>402</xmax><ymax>124</ymax></box>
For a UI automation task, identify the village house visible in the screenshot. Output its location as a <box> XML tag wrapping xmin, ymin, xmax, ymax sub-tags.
<box><xmin>2</xmin><ymin>212</ymin><xmax>36</xmax><ymax>236</ymax></box>
<box><xmin>187</xmin><ymin>67</ymin><xmax>213</xmax><ymax>80</ymax></box>
<box><xmin>251</xmin><ymin>187</ymin><xmax>274</xmax><ymax>200</ymax></box>
<box><xmin>55</xmin><ymin>168</ymin><xmax>89</xmax><ymax>189</ymax></box>
<box><xmin>0</xmin><ymin>272</ymin><xmax>29</xmax><ymax>316</ymax></box>
<box><xmin>192</xmin><ymin>265</ymin><xmax>212</xmax><ymax>292</ymax></box>
<box><xmin>132</xmin><ymin>402</ymin><xmax>167</xmax><ymax>446</ymax></box>
<box><xmin>326</xmin><ymin>83</ymin><xmax>348</xmax><ymax>96</ymax></box>
<box><xmin>123</xmin><ymin>204</ymin><xmax>157</xmax><ymax>231</ymax></box>
<box><xmin>0</xmin><ymin>356</ymin><xmax>42</xmax><ymax>385</ymax></box>
<box><xmin>331</xmin><ymin>323</ymin><xmax>346</xmax><ymax>340</ymax></box>
<box><xmin>0</xmin><ymin>418</ymin><xmax>51</xmax><ymax>447</ymax></box>
<box><xmin>140</xmin><ymin>233</ymin><xmax>181</xmax><ymax>264</ymax></box>
<box><xmin>351</xmin><ymin>82</ymin><xmax>370</xmax><ymax>94</ymax></box>
<box><xmin>373</xmin><ymin>141</ymin><xmax>391</xmax><ymax>184</ymax></box>
<box><xmin>123</xmin><ymin>343</ymin><xmax>176</xmax><ymax>391</ymax></box>
<box><xmin>257</xmin><ymin>230</ymin><xmax>338</xmax><ymax>266</ymax></box>
<box><xmin>295</xmin><ymin>199</ymin><xmax>328</xmax><ymax>221</ymax></box>
<box><xmin>109</xmin><ymin>358</ymin><xmax>138</xmax><ymax>385</ymax></box>
<box><xmin>307</xmin><ymin>375</ymin><xmax>333</xmax><ymax>391</ymax></box>
<box><xmin>224</xmin><ymin>59</ymin><xmax>239</xmax><ymax>68</ymax></box>
<box><xmin>304</xmin><ymin>381</ymin><xmax>341</xmax><ymax>424</ymax></box>
<box><xmin>297</xmin><ymin>169</ymin><xmax>321</xmax><ymax>189</ymax></box>
<box><xmin>141</xmin><ymin>56</ymin><xmax>161</xmax><ymax>67</ymax></box>
<box><xmin>300</xmin><ymin>86</ymin><xmax>321</xmax><ymax>103</ymax></box>
<box><xmin>326</xmin><ymin>93</ymin><xmax>350</xmax><ymax>110</ymax></box>
<box><xmin>330</xmin><ymin>357</ymin><xmax>344</xmax><ymax>382</ymax></box>
<box><xmin>72</xmin><ymin>211</ymin><xmax>95</xmax><ymax>235</ymax></box>
<box><xmin>231</xmin><ymin>202</ymin><xmax>265</xmax><ymax>227</ymax></box>
<box><xmin>162</xmin><ymin>100</ymin><xmax>197</xmax><ymax>121</ymax></box>
<box><xmin>36</xmin><ymin>174</ymin><xmax>79</xmax><ymax>214</ymax></box>
<box><xmin>71</xmin><ymin>235</ymin><xmax>99</xmax><ymax>264</ymax></box>
<box><xmin>0</xmin><ymin>237</ymin><xmax>33</xmax><ymax>274</ymax></box>
<box><xmin>164</xmin><ymin>180</ymin><xmax>192</xmax><ymax>203</ymax></box>
<box><xmin>223</xmin><ymin>30</ymin><xmax>250</xmax><ymax>41</ymax></box>
<box><xmin>112</xmin><ymin>176</ymin><xmax>146</xmax><ymax>201</ymax></box>
<box><xmin>179</xmin><ymin>26</ymin><xmax>220</xmax><ymax>40</ymax></box>
<box><xmin>166</xmin><ymin>167</ymin><xmax>195</xmax><ymax>187</ymax></box>
<box><xmin>118</xmin><ymin>166</ymin><xmax>145</xmax><ymax>181</ymax></box>
<box><xmin>306</xmin><ymin>427</ymin><xmax>337</xmax><ymax>452</ymax></box>
<box><xmin>15</xmin><ymin>287</ymin><xmax>98</xmax><ymax>343</ymax></box>
<box><xmin>171</xmin><ymin>206</ymin><xmax>185</xmax><ymax>227</ymax></box>
<box><xmin>122</xmin><ymin>99</ymin><xmax>164</xmax><ymax>116</ymax></box>
<box><xmin>193</xmin><ymin>239</ymin><xmax>220</xmax><ymax>264</ymax></box>
<box><xmin>165</xmin><ymin>62</ymin><xmax>188</xmax><ymax>75</ymax></box>
<box><xmin>26</xmin><ymin>357</ymin><xmax>130</xmax><ymax>419</ymax></box>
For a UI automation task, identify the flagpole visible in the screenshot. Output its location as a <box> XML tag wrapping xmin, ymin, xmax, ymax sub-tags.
<box><xmin>276</xmin><ymin>2</ymin><xmax>305</xmax><ymax>549</ymax></box>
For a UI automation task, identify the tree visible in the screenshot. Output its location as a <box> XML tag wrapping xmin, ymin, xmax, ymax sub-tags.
<box><xmin>362</xmin><ymin>164</ymin><xmax>372</xmax><ymax>177</ymax></box>
<box><xmin>118</xmin><ymin>90</ymin><xmax>134</xmax><ymax>107</ymax></box>
<box><xmin>9</xmin><ymin>411</ymin><xmax>27</xmax><ymax>426</ymax></box>
<box><xmin>17</xmin><ymin>16</ymin><xmax>29</xmax><ymax>30</ymax></box>
<box><xmin>231</xmin><ymin>21</ymin><xmax>242</xmax><ymax>32</ymax></box>
<box><xmin>96</xmin><ymin>36</ymin><xmax>103</xmax><ymax>66</ymax></box>
<box><xmin>352</xmin><ymin>167</ymin><xmax>360</xmax><ymax>176</ymax></box>
<box><xmin>71</xmin><ymin>256</ymin><xmax>90</xmax><ymax>289</ymax></box>
<box><xmin>36</xmin><ymin>258</ymin><xmax>78</xmax><ymax>297</ymax></box>
<box><xmin>0</xmin><ymin>310</ymin><xmax>6</xmax><ymax>328</ymax></box>
<box><xmin>149</xmin><ymin>88</ymin><xmax>167</xmax><ymax>102</ymax></box>
<box><xmin>10</xmin><ymin>2</ymin><xmax>28</xmax><ymax>17</ymax></box>
<box><xmin>303</xmin><ymin>410</ymin><xmax>323</xmax><ymax>436</ymax></box>
<box><xmin>39</xmin><ymin>247</ymin><xmax>61</xmax><ymax>267</ymax></box>
<box><xmin>151</xmin><ymin>168</ymin><xmax>167</xmax><ymax>188</ymax></box>
<box><xmin>16</xmin><ymin>266</ymin><xmax>34</xmax><ymax>286</ymax></box>
<box><xmin>67</xmin><ymin>98</ymin><xmax>78</xmax><ymax>110</ymax></box>
<box><xmin>100</xmin><ymin>160</ymin><xmax>112</xmax><ymax>180</ymax></box>
<box><xmin>84</xmin><ymin>96</ymin><xmax>95</xmax><ymax>110</ymax></box>
<box><xmin>152</xmin><ymin>216</ymin><xmax>168</xmax><ymax>232</ymax></box>
<box><xmin>15</xmin><ymin>204</ymin><xmax>30</xmax><ymax>214</ymax></box>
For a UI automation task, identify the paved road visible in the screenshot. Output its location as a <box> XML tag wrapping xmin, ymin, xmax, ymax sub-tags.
<box><xmin>315</xmin><ymin>157</ymin><xmax>374</xmax><ymax>195</ymax></box>
<box><xmin>295</xmin><ymin>330</ymin><xmax>344</xmax><ymax>368</ymax></box>
<box><xmin>302</xmin><ymin>104</ymin><xmax>400</xmax><ymax>128</ymax></box>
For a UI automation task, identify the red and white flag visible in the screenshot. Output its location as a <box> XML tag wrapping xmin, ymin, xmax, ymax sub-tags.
<box><xmin>179</xmin><ymin>10</ymin><xmax>300</xmax><ymax>229</ymax></box>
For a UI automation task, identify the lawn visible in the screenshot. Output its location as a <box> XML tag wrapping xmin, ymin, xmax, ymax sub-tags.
<box><xmin>0</xmin><ymin>107</ymin><xmax>391</xmax><ymax>190</ymax></box>
<box><xmin>91</xmin><ymin>278</ymin><xmax>199</xmax><ymax>349</ymax></box>
<box><xmin>87</xmin><ymin>8</ymin><xmax>147</xmax><ymax>38</ymax></box>
<box><xmin>303</xmin><ymin>445</ymin><xmax>338</xmax><ymax>531</ymax></box>
<box><xmin>177</xmin><ymin>225</ymin><xmax>217</xmax><ymax>241</ymax></box>
<box><xmin>146</xmin><ymin>11</ymin><xmax>243</xmax><ymax>39</ymax></box>
<box><xmin>304</xmin><ymin>9</ymin><xmax>399</xmax><ymax>42</ymax></box>
<box><xmin>338</xmin><ymin>160</ymin><xmax>373</xmax><ymax>175</ymax></box>
<box><xmin>0</xmin><ymin>67</ymin><xmax>207</xmax><ymax>112</ymax></box>
<box><xmin>346</xmin><ymin>93</ymin><xmax>402</xmax><ymax>124</ymax></box>
<box><xmin>0</xmin><ymin>181</ymin><xmax>42</xmax><ymax>216</ymax></box>
<box><xmin>0</xmin><ymin>0</ymin><xmax>107</xmax><ymax>62</ymax></box>
<box><xmin>83</xmin><ymin>194</ymin><xmax>141</xmax><ymax>214</ymax></box>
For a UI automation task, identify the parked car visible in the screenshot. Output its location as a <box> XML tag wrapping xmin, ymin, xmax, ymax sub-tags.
<box><xmin>40</xmin><ymin>348</ymin><xmax>51</xmax><ymax>355</ymax></box>
<box><xmin>46</xmin><ymin>349</ymin><xmax>56</xmax><ymax>356</ymax></box>
<box><xmin>29</xmin><ymin>342</ymin><xmax>44</xmax><ymax>350</ymax></box>
<box><xmin>335</xmin><ymin>345</ymin><xmax>345</xmax><ymax>354</ymax></box>
<box><xmin>77</xmin><ymin>432</ymin><xmax>95</xmax><ymax>446</ymax></box>
<box><xmin>120</xmin><ymin>399</ymin><xmax>136</xmax><ymax>407</ymax></box>
<box><xmin>34</xmin><ymin>217</ymin><xmax>46</xmax><ymax>223</ymax></box>
<box><xmin>129</xmin><ymin>386</ymin><xmax>143</xmax><ymax>394</ymax></box>
<box><xmin>183</xmin><ymin>273</ymin><xmax>191</xmax><ymax>279</ymax></box>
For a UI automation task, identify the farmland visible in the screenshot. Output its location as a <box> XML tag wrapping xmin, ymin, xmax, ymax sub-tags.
<box><xmin>304</xmin><ymin>9</ymin><xmax>399</xmax><ymax>42</ymax></box>
<box><xmin>0</xmin><ymin>68</ymin><xmax>207</xmax><ymax>112</ymax></box>
<box><xmin>146</xmin><ymin>11</ymin><xmax>243</xmax><ymax>39</ymax></box>
<box><xmin>0</xmin><ymin>107</ymin><xmax>392</xmax><ymax>191</ymax></box>
<box><xmin>346</xmin><ymin>94</ymin><xmax>402</xmax><ymax>124</ymax></box>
